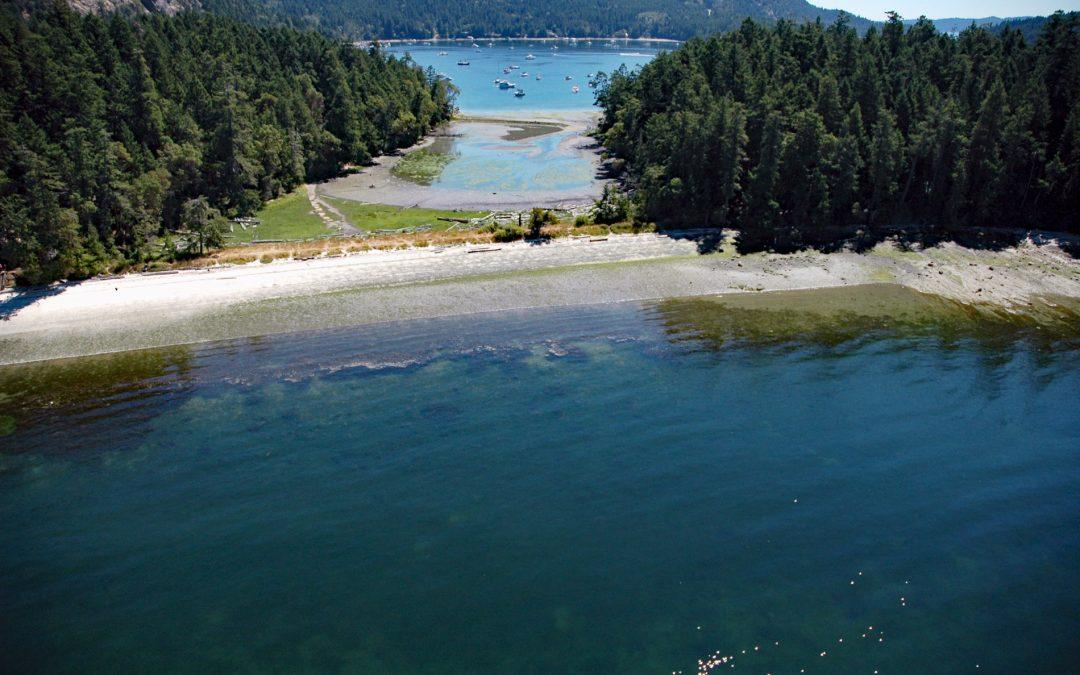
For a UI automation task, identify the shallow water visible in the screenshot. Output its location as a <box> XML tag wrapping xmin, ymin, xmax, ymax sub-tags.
<box><xmin>2</xmin><ymin>290</ymin><xmax>1078</xmax><ymax>672</ymax></box>
<box><xmin>387</xmin><ymin>40</ymin><xmax>664</xmax><ymax>114</ymax></box>
<box><xmin>433</xmin><ymin>122</ymin><xmax>597</xmax><ymax>192</ymax></box>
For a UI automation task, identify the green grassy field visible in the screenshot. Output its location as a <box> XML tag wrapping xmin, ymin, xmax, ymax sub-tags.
<box><xmin>322</xmin><ymin>198</ymin><xmax>488</xmax><ymax>232</ymax></box>
<box><xmin>227</xmin><ymin>188</ymin><xmax>328</xmax><ymax>243</ymax></box>
<box><xmin>390</xmin><ymin>149</ymin><xmax>455</xmax><ymax>185</ymax></box>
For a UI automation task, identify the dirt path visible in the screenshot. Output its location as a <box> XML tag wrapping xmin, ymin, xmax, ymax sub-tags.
<box><xmin>305</xmin><ymin>184</ymin><xmax>361</xmax><ymax>236</ymax></box>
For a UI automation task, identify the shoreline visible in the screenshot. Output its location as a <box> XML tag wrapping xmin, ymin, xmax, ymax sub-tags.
<box><xmin>367</xmin><ymin>37</ymin><xmax>681</xmax><ymax>46</ymax></box>
<box><xmin>1</xmin><ymin>233</ymin><xmax>1078</xmax><ymax>365</ymax></box>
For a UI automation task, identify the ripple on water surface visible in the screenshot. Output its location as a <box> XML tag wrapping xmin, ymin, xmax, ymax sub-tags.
<box><xmin>1</xmin><ymin>289</ymin><xmax>1078</xmax><ymax>673</ymax></box>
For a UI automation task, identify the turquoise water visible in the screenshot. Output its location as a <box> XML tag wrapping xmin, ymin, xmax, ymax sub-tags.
<box><xmin>387</xmin><ymin>40</ymin><xmax>665</xmax><ymax>114</ymax></box>
<box><xmin>2</xmin><ymin>294</ymin><xmax>1079</xmax><ymax>672</ymax></box>
<box><xmin>381</xmin><ymin>41</ymin><xmax>664</xmax><ymax>193</ymax></box>
<box><xmin>434</xmin><ymin>123</ymin><xmax>596</xmax><ymax>192</ymax></box>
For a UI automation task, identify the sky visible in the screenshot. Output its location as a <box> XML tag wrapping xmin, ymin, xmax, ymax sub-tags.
<box><xmin>818</xmin><ymin>0</ymin><xmax>1079</xmax><ymax>20</ymax></box>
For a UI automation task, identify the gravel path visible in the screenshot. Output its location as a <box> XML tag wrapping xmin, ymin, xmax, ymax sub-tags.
<box><xmin>305</xmin><ymin>184</ymin><xmax>359</xmax><ymax>236</ymax></box>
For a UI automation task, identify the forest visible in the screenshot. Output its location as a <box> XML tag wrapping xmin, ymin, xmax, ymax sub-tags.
<box><xmin>0</xmin><ymin>1</ymin><xmax>454</xmax><ymax>283</ymax></box>
<box><xmin>199</xmin><ymin>0</ymin><xmax>871</xmax><ymax>42</ymax></box>
<box><xmin>595</xmin><ymin>12</ymin><xmax>1080</xmax><ymax>249</ymax></box>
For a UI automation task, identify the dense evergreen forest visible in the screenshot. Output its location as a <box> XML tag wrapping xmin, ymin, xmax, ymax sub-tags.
<box><xmin>197</xmin><ymin>0</ymin><xmax>872</xmax><ymax>41</ymax></box>
<box><xmin>596</xmin><ymin>13</ymin><xmax>1080</xmax><ymax>249</ymax></box>
<box><xmin>0</xmin><ymin>2</ymin><xmax>454</xmax><ymax>283</ymax></box>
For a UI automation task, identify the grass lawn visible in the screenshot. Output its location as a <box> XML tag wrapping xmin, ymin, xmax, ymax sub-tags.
<box><xmin>226</xmin><ymin>188</ymin><xmax>328</xmax><ymax>243</ymax></box>
<box><xmin>322</xmin><ymin>197</ymin><xmax>489</xmax><ymax>232</ymax></box>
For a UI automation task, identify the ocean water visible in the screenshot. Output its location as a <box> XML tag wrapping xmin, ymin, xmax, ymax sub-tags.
<box><xmin>386</xmin><ymin>40</ymin><xmax>665</xmax><ymax>114</ymax></box>
<box><xmin>2</xmin><ymin>289</ymin><xmax>1079</xmax><ymax>673</ymax></box>
<box><xmin>377</xmin><ymin>40</ymin><xmax>663</xmax><ymax>195</ymax></box>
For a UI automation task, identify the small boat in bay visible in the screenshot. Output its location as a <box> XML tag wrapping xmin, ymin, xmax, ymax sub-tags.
<box><xmin>515</xmin><ymin>89</ymin><xmax>525</xmax><ymax>97</ymax></box>
<box><xmin>457</xmin><ymin>59</ymin><xmax>470</xmax><ymax>66</ymax></box>
<box><xmin>571</xmin><ymin>85</ymin><xmax>580</xmax><ymax>93</ymax></box>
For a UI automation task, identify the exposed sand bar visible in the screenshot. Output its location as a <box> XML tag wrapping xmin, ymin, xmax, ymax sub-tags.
<box><xmin>318</xmin><ymin>111</ymin><xmax>607</xmax><ymax>211</ymax></box>
<box><xmin>1</xmin><ymin>233</ymin><xmax>1078</xmax><ymax>364</ymax></box>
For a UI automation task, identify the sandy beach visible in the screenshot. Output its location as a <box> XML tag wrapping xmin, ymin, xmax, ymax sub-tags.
<box><xmin>2</xmin><ymin>231</ymin><xmax>1078</xmax><ymax>364</ymax></box>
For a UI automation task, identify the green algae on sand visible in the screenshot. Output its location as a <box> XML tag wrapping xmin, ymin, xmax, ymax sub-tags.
<box><xmin>653</xmin><ymin>284</ymin><xmax>1080</xmax><ymax>350</ymax></box>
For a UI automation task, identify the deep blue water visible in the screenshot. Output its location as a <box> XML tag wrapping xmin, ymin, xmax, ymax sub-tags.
<box><xmin>386</xmin><ymin>40</ymin><xmax>664</xmax><ymax>114</ymax></box>
<box><xmin>1</xmin><ymin>294</ymin><xmax>1078</xmax><ymax>673</ymax></box>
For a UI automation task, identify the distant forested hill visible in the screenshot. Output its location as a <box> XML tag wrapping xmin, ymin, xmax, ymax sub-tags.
<box><xmin>903</xmin><ymin>14</ymin><xmax>1070</xmax><ymax>43</ymax></box>
<box><xmin>596</xmin><ymin>13</ymin><xmax>1080</xmax><ymax>246</ymax></box>
<box><xmin>67</xmin><ymin>0</ymin><xmax>875</xmax><ymax>40</ymax></box>
<box><xmin>990</xmin><ymin>15</ymin><xmax>1064</xmax><ymax>42</ymax></box>
<box><xmin>0</xmin><ymin>1</ymin><xmax>454</xmax><ymax>282</ymax></box>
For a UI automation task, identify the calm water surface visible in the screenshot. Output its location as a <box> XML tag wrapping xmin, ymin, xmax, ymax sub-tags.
<box><xmin>2</xmin><ymin>293</ymin><xmax>1078</xmax><ymax>673</ymax></box>
<box><xmin>382</xmin><ymin>41</ymin><xmax>663</xmax><ymax>194</ymax></box>
<box><xmin>387</xmin><ymin>40</ymin><xmax>665</xmax><ymax>114</ymax></box>
<box><xmin>433</xmin><ymin>122</ymin><xmax>596</xmax><ymax>192</ymax></box>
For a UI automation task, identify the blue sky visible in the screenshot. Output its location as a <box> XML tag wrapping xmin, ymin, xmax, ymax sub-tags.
<box><xmin>819</xmin><ymin>0</ymin><xmax>1079</xmax><ymax>20</ymax></box>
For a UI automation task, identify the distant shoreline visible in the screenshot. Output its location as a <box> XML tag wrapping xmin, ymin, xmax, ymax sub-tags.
<box><xmin>365</xmin><ymin>36</ymin><xmax>681</xmax><ymax>47</ymax></box>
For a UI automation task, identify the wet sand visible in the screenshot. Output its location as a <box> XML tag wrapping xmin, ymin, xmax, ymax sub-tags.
<box><xmin>318</xmin><ymin>111</ymin><xmax>607</xmax><ymax>211</ymax></box>
<box><xmin>1</xmin><ymin>233</ymin><xmax>1078</xmax><ymax>364</ymax></box>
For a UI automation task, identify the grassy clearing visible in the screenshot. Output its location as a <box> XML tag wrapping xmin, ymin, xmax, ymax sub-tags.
<box><xmin>226</xmin><ymin>188</ymin><xmax>328</xmax><ymax>243</ymax></box>
<box><xmin>322</xmin><ymin>198</ymin><xmax>488</xmax><ymax>232</ymax></box>
<box><xmin>172</xmin><ymin>210</ymin><xmax>652</xmax><ymax>269</ymax></box>
<box><xmin>390</xmin><ymin>149</ymin><xmax>455</xmax><ymax>185</ymax></box>
<box><xmin>181</xmin><ymin>221</ymin><xmax>619</xmax><ymax>268</ymax></box>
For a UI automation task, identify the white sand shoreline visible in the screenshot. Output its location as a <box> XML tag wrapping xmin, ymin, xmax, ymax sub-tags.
<box><xmin>1</xmin><ymin>232</ymin><xmax>1078</xmax><ymax>365</ymax></box>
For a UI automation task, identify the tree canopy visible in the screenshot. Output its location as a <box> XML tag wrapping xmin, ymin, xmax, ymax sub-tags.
<box><xmin>196</xmin><ymin>0</ymin><xmax>872</xmax><ymax>41</ymax></box>
<box><xmin>0</xmin><ymin>1</ymin><xmax>455</xmax><ymax>282</ymax></box>
<box><xmin>596</xmin><ymin>13</ymin><xmax>1080</xmax><ymax>249</ymax></box>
